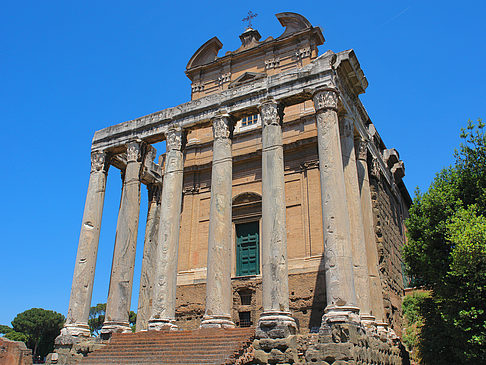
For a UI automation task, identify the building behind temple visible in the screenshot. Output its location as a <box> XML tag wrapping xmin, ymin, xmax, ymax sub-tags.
<box><xmin>52</xmin><ymin>12</ymin><xmax>411</xmax><ymax>365</ymax></box>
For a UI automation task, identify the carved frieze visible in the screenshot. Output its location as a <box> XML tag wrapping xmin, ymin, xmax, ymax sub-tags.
<box><xmin>313</xmin><ymin>88</ymin><xmax>339</xmax><ymax>112</ymax></box>
<box><xmin>259</xmin><ymin>100</ymin><xmax>283</xmax><ymax>127</ymax></box>
<box><xmin>212</xmin><ymin>114</ymin><xmax>233</xmax><ymax>139</ymax></box>
<box><xmin>166</xmin><ymin>127</ymin><xmax>183</xmax><ymax>151</ymax></box>
<box><xmin>90</xmin><ymin>151</ymin><xmax>109</xmax><ymax>173</ymax></box>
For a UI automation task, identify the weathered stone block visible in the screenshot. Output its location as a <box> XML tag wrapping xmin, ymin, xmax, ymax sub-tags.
<box><xmin>306</xmin><ymin>342</ymin><xmax>353</xmax><ymax>363</ymax></box>
<box><xmin>254</xmin><ymin>349</ymin><xmax>269</xmax><ymax>363</ymax></box>
<box><xmin>268</xmin><ymin>348</ymin><xmax>286</xmax><ymax>362</ymax></box>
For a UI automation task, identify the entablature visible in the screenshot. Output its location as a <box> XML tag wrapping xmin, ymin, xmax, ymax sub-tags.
<box><xmin>91</xmin><ymin>51</ymin><xmax>338</xmax><ymax>152</ymax></box>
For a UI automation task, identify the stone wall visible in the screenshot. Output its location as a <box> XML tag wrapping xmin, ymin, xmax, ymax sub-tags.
<box><xmin>174</xmin><ymin>271</ymin><xmax>327</xmax><ymax>333</ymax></box>
<box><xmin>0</xmin><ymin>337</ymin><xmax>32</xmax><ymax>365</ymax></box>
<box><xmin>177</xmin><ymin>112</ymin><xmax>325</xmax><ymax>285</ymax></box>
<box><xmin>253</xmin><ymin>322</ymin><xmax>410</xmax><ymax>364</ymax></box>
<box><xmin>369</xmin><ymin>172</ymin><xmax>408</xmax><ymax>335</ymax></box>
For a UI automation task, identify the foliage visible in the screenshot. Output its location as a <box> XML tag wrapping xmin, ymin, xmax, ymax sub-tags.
<box><xmin>89</xmin><ymin>303</ymin><xmax>137</xmax><ymax>335</ymax></box>
<box><xmin>129</xmin><ymin>311</ymin><xmax>137</xmax><ymax>333</ymax></box>
<box><xmin>0</xmin><ymin>324</ymin><xmax>12</xmax><ymax>334</ymax></box>
<box><xmin>402</xmin><ymin>291</ymin><xmax>430</xmax><ymax>363</ymax></box>
<box><xmin>2</xmin><ymin>308</ymin><xmax>65</xmax><ymax>359</ymax></box>
<box><xmin>404</xmin><ymin>119</ymin><xmax>486</xmax><ymax>364</ymax></box>
<box><xmin>88</xmin><ymin>303</ymin><xmax>106</xmax><ymax>336</ymax></box>
<box><xmin>4</xmin><ymin>330</ymin><xmax>29</xmax><ymax>343</ymax></box>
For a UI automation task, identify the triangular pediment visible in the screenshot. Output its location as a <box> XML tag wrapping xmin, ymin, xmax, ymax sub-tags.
<box><xmin>229</xmin><ymin>72</ymin><xmax>266</xmax><ymax>88</ymax></box>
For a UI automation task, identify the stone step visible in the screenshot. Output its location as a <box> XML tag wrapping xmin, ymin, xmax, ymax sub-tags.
<box><xmin>80</xmin><ymin>327</ymin><xmax>255</xmax><ymax>365</ymax></box>
<box><xmin>100</xmin><ymin>338</ymin><xmax>247</xmax><ymax>349</ymax></box>
<box><xmin>92</xmin><ymin>345</ymin><xmax>243</xmax><ymax>354</ymax></box>
<box><xmin>86</xmin><ymin>351</ymin><xmax>236</xmax><ymax>358</ymax></box>
<box><xmin>107</xmin><ymin>337</ymin><xmax>249</xmax><ymax>344</ymax></box>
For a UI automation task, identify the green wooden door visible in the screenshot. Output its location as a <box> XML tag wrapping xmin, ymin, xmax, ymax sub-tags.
<box><xmin>236</xmin><ymin>221</ymin><xmax>260</xmax><ymax>276</ymax></box>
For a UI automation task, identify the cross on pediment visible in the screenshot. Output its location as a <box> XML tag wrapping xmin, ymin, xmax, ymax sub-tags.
<box><xmin>242</xmin><ymin>11</ymin><xmax>258</xmax><ymax>28</ymax></box>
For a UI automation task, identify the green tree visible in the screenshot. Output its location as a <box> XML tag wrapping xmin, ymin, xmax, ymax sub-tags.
<box><xmin>402</xmin><ymin>291</ymin><xmax>430</xmax><ymax>363</ymax></box>
<box><xmin>0</xmin><ymin>324</ymin><xmax>12</xmax><ymax>334</ymax></box>
<box><xmin>88</xmin><ymin>303</ymin><xmax>106</xmax><ymax>336</ymax></box>
<box><xmin>88</xmin><ymin>303</ymin><xmax>137</xmax><ymax>335</ymax></box>
<box><xmin>3</xmin><ymin>308</ymin><xmax>65</xmax><ymax>359</ymax></box>
<box><xmin>129</xmin><ymin>311</ymin><xmax>137</xmax><ymax>332</ymax></box>
<box><xmin>404</xmin><ymin>119</ymin><xmax>486</xmax><ymax>364</ymax></box>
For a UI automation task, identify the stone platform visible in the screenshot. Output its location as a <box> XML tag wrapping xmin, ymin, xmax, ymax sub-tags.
<box><xmin>47</xmin><ymin>324</ymin><xmax>409</xmax><ymax>365</ymax></box>
<box><xmin>48</xmin><ymin>327</ymin><xmax>255</xmax><ymax>365</ymax></box>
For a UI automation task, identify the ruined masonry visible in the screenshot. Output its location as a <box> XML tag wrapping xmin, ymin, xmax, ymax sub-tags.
<box><xmin>49</xmin><ymin>12</ymin><xmax>411</xmax><ymax>365</ymax></box>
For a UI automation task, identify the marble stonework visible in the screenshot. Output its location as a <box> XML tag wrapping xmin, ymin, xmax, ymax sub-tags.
<box><xmin>55</xmin><ymin>11</ymin><xmax>411</xmax><ymax>365</ymax></box>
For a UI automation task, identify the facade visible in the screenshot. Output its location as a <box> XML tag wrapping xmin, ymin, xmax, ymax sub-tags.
<box><xmin>58</xmin><ymin>12</ymin><xmax>410</xmax><ymax>363</ymax></box>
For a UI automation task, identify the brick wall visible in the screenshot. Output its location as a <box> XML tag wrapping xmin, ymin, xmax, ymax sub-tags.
<box><xmin>175</xmin><ymin>271</ymin><xmax>326</xmax><ymax>334</ymax></box>
<box><xmin>370</xmin><ymin>172</ymin><xmax>408</xmax><ymax>335</ymax></box>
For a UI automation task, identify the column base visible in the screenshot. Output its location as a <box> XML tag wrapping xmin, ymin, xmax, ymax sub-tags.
<box><xmin>359</xmin><ymin>313</ymin><xmax>376</xmax><ymax>328</ymax></box>
<box><xmin>100</xmin><ymin>321</ymin><xmax>132</xmax><ymax>339</ymax></box>
<box><xmin>322</xmin><ymin>305</ymin><xmax>361</xmax><ymax>327</ymax></box>
<box><xmin>256</xmin><ymin>311</ymin><xmax>297</xmax><ymax>339</ymax></box>
<box><xmin>60</xmin><ymin>323</ymin><xmax>91</xmax><ymax>338</ymax></box>
<box><xmin>200</xmin><ymin>315</ymin><xmax>235</xmax><ymax>328</ymax></box>
<box><xmin>147</xmin><ymin>318</ymin><xmax>178</xmax><ymax>331</ymax></box>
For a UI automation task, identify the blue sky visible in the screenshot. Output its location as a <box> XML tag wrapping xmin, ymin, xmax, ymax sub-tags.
<box><xmin>1</xmin><ymin>1</ymin><xmax>485</xmax><ymax>326</ymax></box>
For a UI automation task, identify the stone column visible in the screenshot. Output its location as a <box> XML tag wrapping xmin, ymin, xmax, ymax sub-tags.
<box><xmin>148</xmin><ymin>126</ymin><xmax>184</xmax><ymax>330</ymax></box>
<box><xmin>102</xmin><ymin>141</ymin><xmax>145</xmax><ymax>335</ymax></box>
<box><xmin>136</xmin><ymin>183</ymin><xmax>162</xmax><ymax>332</ymax></box>
<box><xmin>312</xmin><ymin>88</ymin><xmax>359</xmax><ymax>324</ymax></box>
<box><xmin>356</xmin><ymin>138</ymin><xmax>386</xmax><ymax>325</ymax></box>
<box><xmin>201</xmin><ymin>113</ymin><xmax>235</xmax><ymax>328</ymax></box>
<box><xmin>256</xmin><ymin>99</ymin><xmax>297</xmax><ymax>339</ymax></box>
<box><xmin>62</xmin><ymin>151</ymin><xmax>109</xmax><ymax>337</ymax></box>
<box><xmin>340</xmin><ymin>116</ymin><xmax>374</xmax><ymax>324</ymax></box>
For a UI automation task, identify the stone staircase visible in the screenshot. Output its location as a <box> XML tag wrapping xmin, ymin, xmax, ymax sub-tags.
<box><xmin>79</xmin><ymin>327</ymin><xmax>255</xmax><ymax>365</ymax></box>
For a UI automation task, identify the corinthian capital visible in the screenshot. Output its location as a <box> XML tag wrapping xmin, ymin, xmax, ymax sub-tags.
<box><xmin>212</xmin><ymin>113</ymin><xmax>233</xmax><ymax>140</ymax></box>
<box><xmin>166</xmin><ymin>126</ymin><xmax>183</xmax><ymax>151</ymax></box>
<box><xmin>126</xmin><ymin>141</ymin><xmax>142</xmax><ymax>162</ymax></box>
<box><xmin>90</xmin><ymin>151</ymin><xmax>109</xmax><ymax>173</ymax></box>
<box><xmin>312</xmin><ymin>88</ymin><xmax>339</xmax><ymax>112</ymax></box>
<box><xmin>259</xmin><ymin>99</ymin><xmax>284</xmax><ymax>127</ymax></box>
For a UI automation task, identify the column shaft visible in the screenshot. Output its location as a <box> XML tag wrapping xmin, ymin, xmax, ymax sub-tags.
<box><xmin>63</xmin><ymin>151</ymin><xmax>109</xmax><ymax>337</ymax></box>
<box><xmin>136</xmin><ymin>183</ymin><xmax>162</xmax><ymax>332</ymax></box>
<box><xmin>148</xmin><ymin>127</ymin><xmax>184</xmax><ymax>330</ymax></box>
<box><xmin>257</xmin><ymin>100</ymin><xmax>296</xmax><ymax>339</ymax></box>
<box><xmin>312</xmin><ymin>88</ymin><xmax>358</xmax><ymax>323</ymax></box>
<box><xmin>356</xmin><ymin>139</ymin><xmax>386</xmax><ymax>324</ymax></box>
<box><xmin>201</xmin><ymin>114</ymin><xmax>235</xmax><ymax>328</ymax></box>
<box><xmin>340</xmin><ymin>116</ymin><xmax>374</xmax><ymax>322</ymax></box>
<box><xmin>102</xmin><ymin>141</ymin><xmax>144</xmax><ymax>334</ymax></box>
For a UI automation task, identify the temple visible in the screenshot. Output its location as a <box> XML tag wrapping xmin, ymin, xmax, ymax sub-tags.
<box><xmin>52</xmin><ymin>12</ymin><xmax>411</xmax><ymax>365</ymax></box>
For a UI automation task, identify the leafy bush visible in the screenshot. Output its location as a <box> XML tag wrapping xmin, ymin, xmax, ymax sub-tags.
<box><xmin>404</xmin><ymin>119</ymin><xmax>486</xmax><ymax>364</ymax></box>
